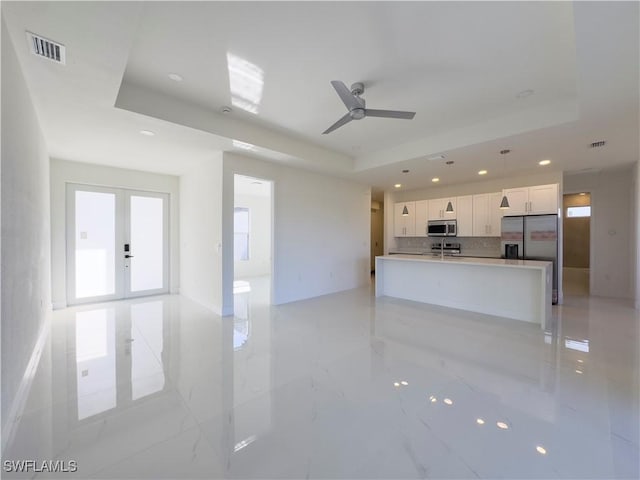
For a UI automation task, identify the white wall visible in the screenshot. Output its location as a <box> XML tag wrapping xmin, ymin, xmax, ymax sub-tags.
<box><xmin>564</xmin><ymin>167</ymin><xmax>635</xmax><ymax>299</ymax></box>
<box><xmin>1</xmin><ymin>20</ymin><xmax>52</xmax><ymax>444</ymax></box>
<box><xmin>50</xmin><ymin>159</ymin><xmax>180</xmax><ymax>308</ymax></box>
<box><xmin>223</xmin><ymin>152</ymin><xmax>371</xmax><ymax>307</ymax></box>
<box><xmin>635</xmin><ymin>161</ymin><xmax>640</xmax><ymax>308</ymax></box>
<box><xmin>180</xmin><ymin>154</ymin><xmax>226</xmax><ymax>313</ymax></box>
<box><xmin>234</xmin><ymin>192</ymin><xmax>271</xmax><ymax>278</ymax></box>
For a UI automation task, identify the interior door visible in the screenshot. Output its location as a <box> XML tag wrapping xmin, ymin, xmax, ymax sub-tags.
<box><xmin>67</xmin><ymin>184</ymin><xmax>169</xmax><ymax>305</ymax></box>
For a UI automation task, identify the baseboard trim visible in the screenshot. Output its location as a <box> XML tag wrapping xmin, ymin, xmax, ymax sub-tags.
<box><xmin>52</xmin><ymin>300</ymin><xmax>67</xmax><ymax>310</ymax></box>
<box><xmin>1</xmin><ymin>315</ymin><xmax>51</xmax><ymax>452</ymax></box>
<box><xmin>179</xmin><ymin>292</ymin><xmax>223</xmax><ymax>316</ymax></box>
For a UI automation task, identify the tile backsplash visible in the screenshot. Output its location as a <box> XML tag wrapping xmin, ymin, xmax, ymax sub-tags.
<box><xmin>394</xmin><ymin>236</ymin><xmax>502</xmax><ymax>257</ymax></box>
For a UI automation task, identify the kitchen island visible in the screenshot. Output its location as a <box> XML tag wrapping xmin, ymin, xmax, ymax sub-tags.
<box><xmin>375</xmin><ymin>254</ymin><xmax>552</xmax><ymax>329</ymax></box>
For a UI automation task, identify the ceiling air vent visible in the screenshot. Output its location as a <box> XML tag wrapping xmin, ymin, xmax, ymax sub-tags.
<box><xmin>589</xmin><ymin>140</ymin><xmax>606</xmax><ymax>149</ymax></box>
<box><xmin>26</xmin><ymin>31</ymin><xmax>65</xmax><ymax>64</ymax></box>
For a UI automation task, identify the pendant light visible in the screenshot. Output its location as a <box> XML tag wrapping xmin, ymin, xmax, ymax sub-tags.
<box><xmin>444</xmin><ymin>160</ymin><xmax>455</xmax><ymax>213</ymax></box>
<box><xmin>402</xmin><ymin>205</ymin><xmax>409</xmax><ymax>216</ymax></box>
<box><xmin>499</xmin><ymin>149</ymin><xmax>510</xmax><ymax>210</ymax></box>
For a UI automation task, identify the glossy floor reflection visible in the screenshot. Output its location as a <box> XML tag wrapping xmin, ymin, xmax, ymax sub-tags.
<box><xmin>3</xmin><ymin>277</ymin><xmax>639</xmax><ymax>478</ymax></box>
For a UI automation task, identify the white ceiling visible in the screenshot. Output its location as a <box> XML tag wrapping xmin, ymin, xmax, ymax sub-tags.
<box><xmin>2</xmin><ymin>1</ymin><xmax>638</xmax><ymax>194</ymax></box>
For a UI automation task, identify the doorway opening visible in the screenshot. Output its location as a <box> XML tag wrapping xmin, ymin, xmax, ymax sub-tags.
<box><xmin>233</xmin><ymin>175</ymin><xmax>273</xmax><ymax>309</ymax></box>
<box><xmin>562</xmin><ymin>192</ymin><xmax>591</xmax><ymax>296</ymax></box>
<box><xmin>370</xmin><ymin>199</ymin><xmax>384</xmax><ymax>274</ymax></box>
<box><xmin>66</xmin><ymin>184</ymin><xmax>169</xmax><ymax>305</ymax></box>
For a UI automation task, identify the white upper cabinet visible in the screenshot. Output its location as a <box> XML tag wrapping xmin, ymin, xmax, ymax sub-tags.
<box><xmin>472</xmin><ymin>192</ymin><xmax>503</xmax><ymax>237</ymax></box>
<box><xmin>415</xmin><ymin>200</ymin><xmax>428</xmax><ymax>237</ymax></box>
<box><xmin>428</xmin><ymin>197</ymin><xmax>457</xmax><ymax>220</ymax></box>
<box><xmin>502</xmin><ymin>187</ymin><xmax>529</xmax><ymax>215</ymax></box>
<box><xmin>502</xmin><ymin>184</ymin><xmax>558</xmax><ymax>216</ymax></box>
<box><xmin>456</xmin><ymin>195</ymin><xmax>473</xmax><ymax>237</ymax></box>
<box><xmin>528</xmin><ymin>184</ymin><xmax>559</xmax><ymax>215</ymax></box>
<box><xmin>394</xmin><ymin>183</ymin><xmax>558</xmax><ymax>239</ymax></box>
<box><xmin>488</xmin><ymin>192</ymin><xmax>504</xmax><ymax>236</ymax></box>
<box><xmin>394</xmin><ymin>201</ymin><xmax>416</xmax><ymax>237</ymax></box>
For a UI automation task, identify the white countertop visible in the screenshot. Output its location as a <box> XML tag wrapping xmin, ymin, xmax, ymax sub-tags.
<box><xmin>378</xmin><ymin>254</ymin><xmax>552</xmax><ymax>271</ymax></box>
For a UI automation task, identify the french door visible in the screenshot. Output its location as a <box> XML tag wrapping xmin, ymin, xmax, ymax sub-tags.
<box><xmin>66</xmin><ymin>184</ymin><xmax>169</xmax><ymax>305</ymax></box>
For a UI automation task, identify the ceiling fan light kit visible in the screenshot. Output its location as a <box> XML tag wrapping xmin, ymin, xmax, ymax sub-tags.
<box><xmin>322</xmin><ymin>81</ymin><xmax>416</xmax><ymax>134</ymax></box>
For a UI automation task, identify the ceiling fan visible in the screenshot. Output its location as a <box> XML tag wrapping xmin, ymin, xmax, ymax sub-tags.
<box><xmin>322</xmin><ymin>81</ymin><xmax>416</xmax><ymax>134</ymax></box>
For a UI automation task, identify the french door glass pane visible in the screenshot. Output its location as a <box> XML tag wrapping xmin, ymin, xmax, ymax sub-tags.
<box><xmin>75</xmin><ymin>191</ymin><xmax>116</xmax><ymax>298</ymax></box>
<box><xmin>130</xmin><ymin>196</ymin><xmax>164</xmax><ymax>292</ymax></box>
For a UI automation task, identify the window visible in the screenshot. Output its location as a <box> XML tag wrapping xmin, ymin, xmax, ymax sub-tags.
<box><xmin>234</xmin><ymin>207</ymin><xmax>250</xmax><ymax>261</ymax></box>
<box><xmin>566</xmin><ymin>206</ymin><xmax>591</xmax><ymax>218</ymax></box>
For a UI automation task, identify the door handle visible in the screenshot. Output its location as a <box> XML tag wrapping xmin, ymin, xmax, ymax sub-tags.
<box><xmin>125</xmin><ymin>254</ymin><xmax>134</xmax><ymax>258</ymax></box>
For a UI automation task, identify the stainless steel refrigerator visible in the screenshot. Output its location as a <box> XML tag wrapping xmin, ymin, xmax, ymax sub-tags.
<box><xmin>501</xmin><ymin>214</ymin><xmax>558</xmax><ymax>304</ymax></box>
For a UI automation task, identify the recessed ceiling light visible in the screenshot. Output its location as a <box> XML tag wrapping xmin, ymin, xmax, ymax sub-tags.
<box><xmin>478</xmin><ymin>170</ymin><xmax>488</xmax><ymax>175</ymax></box>
<box><xmin>496</xmin><ymin>421</ymin><xmax>509</xmax><ymax>430</ymax></box>
<box><xmin>536</xmin><ymin>446</ymin><xmax>547</xmax><ymax>455</ymax></box>
<box><xmin>139</xmin><ymin>130</ymin><xmax>155</xmax><ymax>136</ymax></box>
<box><xmin>394</xmin><ymin>184</ymin><xmax>402</xmax><ymax>188</ymax></box>
<box><xmin>516</xmin><ymin>89</ymin><xmax>534</xmax><ymax>98</ymax></box>
<box><xmin>539</xmin><ymin>159</ymin><xmax>551</xmax><ymax>166</ymax></box>
<box><xmin>476</xmin><ymin>418</ymin><xmax>485</xmax><ymax>425</ymax></box>
<box><xmin>427</xmin><ymin>154</ymin><xmax>446</xmax><ymax>161</ymax></box>
<box><xmin>443</xmin><ymin>398</ymin><xmax>453</xmax><ymax>405</ymax></box>
<box><xmin>432</xmin><ymin>177</ymin><xmax>440</xmax><ymax>183</ymax></box>
<box><xmin>168</xmin><ymin>73</ymin><xmax>183</xmax><ymax>82</ymax></box>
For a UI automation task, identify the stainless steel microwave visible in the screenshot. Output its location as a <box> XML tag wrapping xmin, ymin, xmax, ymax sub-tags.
<box><xmin>427</xmin><ymin>219</ymin><xmax>457</xmax><ymax>237</ymax></box>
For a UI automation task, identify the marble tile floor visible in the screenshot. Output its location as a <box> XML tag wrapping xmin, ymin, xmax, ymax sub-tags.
<box><xmin>2</xmin><ymin>277</ymin><xmax>638</xmax><ymax>479</ymax></box>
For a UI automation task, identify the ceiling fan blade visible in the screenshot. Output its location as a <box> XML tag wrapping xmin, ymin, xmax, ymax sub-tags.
<box><xmin>330</xmin><ymin>81</ymin><xmax>363</xmax><ymax>111</ymax></box>
<box><xmin>322</xmin><ymin>112</ymin><xmax>353</xmax><ymax>134</ymax></box>
<box><xmin>365</xmin><ymin>109</ymin><xmax>416</xmax><ymax>119</ymax></box>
